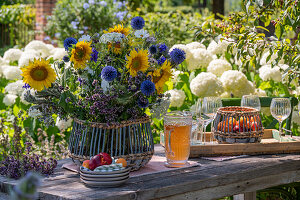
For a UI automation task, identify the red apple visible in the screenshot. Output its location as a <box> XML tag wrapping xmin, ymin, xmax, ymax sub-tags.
<box><xmin>99</xmin><ymin>152</ymin><xmax>112</xmax><ymax>165</ymax></box>
<box><xmin>251</xmin><ymin>122</ymin><xmax>259</xmax><ymax>131</ymax></box>
<box><xmin>233</xmin><ymin>125</ymin><xmax>240</xmax><ymax>133</ymax></box>
<box><xmin>89</xmin><ymin>154</ymin><xmax>102</xmax><ymax>170</ymax></box>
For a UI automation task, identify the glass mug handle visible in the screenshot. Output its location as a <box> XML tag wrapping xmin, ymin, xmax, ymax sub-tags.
<box><xmin>168</xmin><ymin>129</ymin><xmax>175</xmax><ymax>157</ymax></box>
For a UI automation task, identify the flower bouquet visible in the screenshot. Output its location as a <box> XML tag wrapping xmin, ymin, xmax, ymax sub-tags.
<box><xmin>21</xmin><ymin>17</ymin><xmax>186</xmax><ymax>170</ymax></box>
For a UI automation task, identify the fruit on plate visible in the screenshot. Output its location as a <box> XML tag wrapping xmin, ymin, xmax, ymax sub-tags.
<box><xmin>89</xmin><ymin>154</ymin><xmax>102</xmax><ymax>170</ymax></box>
<box><xmin>99</xmin><ymin>152</ymin><xmax>112</xmax><ymax>165</ymax></box>
<box><xmin>82</xmin><ymin>160</ymin><xmax>90</xmax><ymax>169</ymax></box>
<box><xmin>116</xmin><ymin>158</ymin><xmax>127</xmax><ymax>167</ymax></box>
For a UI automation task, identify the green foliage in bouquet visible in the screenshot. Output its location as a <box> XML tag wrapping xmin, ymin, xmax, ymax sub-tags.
<box><xmin>45</xmin><ymin>0</ymin><xmax>129</xmax><ymax>44</ymax></box>
<box><xmin>22</xmin><ymin>17</ymin><xmax>186</xmax><ymax>125</ymax></box>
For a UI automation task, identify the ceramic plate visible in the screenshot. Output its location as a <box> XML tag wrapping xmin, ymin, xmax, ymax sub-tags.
<box><xmin>80</xmin><ymin>174</ymin><xmax>129</xmax><ymax>182</ymax></box>
<box><xmin>80</xmin><ymin>167</ymin><xmax>130</xmax><ymax>175</ymax></box>
<box><xmin>80</xmin><ymin>171</ymin><xmax>129</xmax><ymax>178</ymax></box>
<box><xmin>80</xmin><ymin>177</ymin><xmax>129</xmax><ymax>187</ymax></box>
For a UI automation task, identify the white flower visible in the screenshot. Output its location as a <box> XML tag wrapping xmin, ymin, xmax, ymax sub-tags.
<box><xmin>186</xmin><ymin>42</ymin><xmax>205</xmax><ymax>50</ymax></box>
<box><xmin>186</xmin><ymin>48</ymin><xmax>213</xmax><ymax>71</ymax></box>
<box><xmin>3</xmin><ymin>49</ymin><xmax>23</xmax><ymax>62</ymax></box>
<box><xmin>255</xmin><ymin>88</ymin><xmax>267</xmax><ymax>97</ymax></box>
<box><xmin>292</xmin><ymin>110</ymin><xmax>300</xmax><ymax>125</ymax></box>
<box><xmin>165</xmin><ymin>89</ymin><xmax>186</xmax><ymax>108</ymax></box>
<box><xmin>3</xmin><ymin>66</ymin><xmax>22</xmax><ymax>80</ymax></box>
<box><xmin>207</xmin><ymin>59</ymin><xmax>232</xmax><ymax>77</ymax></box>
<box><xmin>278</xmin><ymin>64</ymin><xmax>289</xmax><ymax>71</ymax></box>
<box><xmin>25</xmin><ymin>40</ymin><xmax>51</xmax><ymax>57</ymax></box>
<box><xmin>169</xmin><ymin>44</ymin><xmax>192</xmax><ymax>60</ymax></box>
<box><xmin>259</xmin><ymin>65</ymin><xmax>282</xmax><ymax>82</ymax></box>
<box><xmin>3</xmin><ymin>94</ymin><xmax>17</xmax><ymax>106</ymax></box>
<box><xmin>220</xmin><ymin>91</ymin><xmax>231</xmax><ymax>98</ymax></box>
<box><xmin>220</xmin><ymin>70</ymin><xmax>255</xmax><ymax>97</ymax></box>
<box><xmin>79</xmin><ymin>34</ymin><xmax>91</xmax><ymax>42</ymax></box>
<box><xmin>134</xmin><ymin>29</ymin><xmax>149</xmax><ymax>39</ymax></box>
<box><xmin>100</xmin><ymin>32</ymin><xmax>124</xmax><ymax>44</ymax></box>
<box><xmin>0</xmin><ymin>56</ymin><xmax>7</xmax><ymax>65</ymax></box>
<box><xmin>28</xmin><ymin>107</ymin><xmax>42</xmax><ymax>118</ymax></box>
<box><xmin>18</xmin><ymin>50</ymin><xmax>41</xmax><ymax>67</ymax></box>
<box><xmin>46</xmin><ymin>44</ymin><xmax>55</xmax><ymax>52</ymax></box>
<box><xmin>48</xmin><ymin>48</ymin><xmax>67</xmax><ymax>60</ymax></box>
<box><xmin>295</xmin><ymin>86</ymin><xmax>300</xmax><ymax>96</ymax></box>
<box><xmin>207</xmin><ymin>39</ymin><xmax>232</xmax><ymax>55</ymax></box>
<box><xmin>21</xmin><ymin>89</ymin><xmax>35</xmax><ymax>105</ymax></box>
<box><xmin>171</xmin><ymin>69</ymin><xmax>183</xmax><ymax>83</ymax></box>
<box><xmin>5</xmin><ymin>80</ymin><xmax>25</xmax><ymax>96</ymax></box>
<box><xmin>190</xmin><ymin>72</ymin><xmax>223</xmax><ymax>97</ymax></box>
<box><xmin>56</xmin><ymin>117</ymin><xmax>73</xmax><ymax>132</ymax></box>
<box><xmin>260</xmin><ymin>51</ymin><xmax>284</xmax><ymax>65</ymax></box>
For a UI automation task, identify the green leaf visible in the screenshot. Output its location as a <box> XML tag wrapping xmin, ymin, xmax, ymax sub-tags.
<box><xmin>256</xmin><ymin>26</ymin><xmax>269</xmax><ymax>32</ymax></box>
<box><xmin>259</xmin><ymin>81</ymin><xmax>272</xmax><ymax>90</ymax></box>
<box><xmin>275</xmin><ymin>23</ymin><xmax>283</xmax><ymax>39</ymax></box>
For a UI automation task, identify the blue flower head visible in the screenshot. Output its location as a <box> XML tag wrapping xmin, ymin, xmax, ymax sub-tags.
<box><xmin>140</xmin><ymin>80</ymin><xmax>155</xmax><ymax>96</ymax></box>
<box><xmin>63</xmin><ymin>37</ymin><xmax>77</xmax><ymax>51</ymax></box>
<box><xmin>159</xmin><ymin>43</ymin><xmax>168</xmax><ymax>53</ymax></box>
<box><xmin>83</xmin><ymin>3</ymin><xmax>90</xmax><ymax>9</ymax></box>
<box><xmin>157</xmin><ymin>56</ymin><xmax>166</xmax><ymax>65</ymax></box>
<box><xmin>169</xmin><ymin>48</ymin><xmax>186</xmax><ymax>65</ymax></box>
<box><xmin>137</xmin><ymin>97</ymin><xmax>149</xmax><ymax>108</ymax></box>
<box><xmin>131</xmin><ymin>17</ymin><xmax>145</xmax><ymax>30</ymax></box>
<box><xmin>149</xmin><ymin>45</ymin><xmax>157</xmax><ymax>54</ymax></box>
<box><xmin>63</xmin><ymin>55</ymin><xmax>70</xmax><ymax>62</ymax></box>
<box><xmin>23</xmin><ymin>83</ymin><xmax>30</xmax><ymax>89</ymax></box>
<box><xmin>101</xmin><ymin>66</ymin><xmax>117</xmax><ymax>82</ymax></box>
<box><xmin>90</xmin><ymin>48</ymin><xmax>98</xmax><ymax>62</ymax></box>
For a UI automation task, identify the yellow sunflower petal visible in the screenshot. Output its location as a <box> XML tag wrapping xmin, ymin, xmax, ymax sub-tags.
<box><xmin>70</xmin><ymin>41</ymin><xmax>92</xmax><ymax>69</ymax></box>
<box><xmin>126</xmin><ymin>49</ymin><xmax>149</xmax><ymax>77</ymax></box>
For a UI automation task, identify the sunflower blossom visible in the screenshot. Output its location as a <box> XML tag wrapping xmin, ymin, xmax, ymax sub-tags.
<box><xmin>126</xmin><ymin>49</ymin><xmax>149</xmax><ymax>77</ymax></box>
<box><xmin>21</xmin><ymin>58</ymin><xmax>56</xmax><ymax>91</ymax></box>
<box><xmin>70</xmin><ymin>41</ymin><xmax>92</xmax><ymax>69</ymax></box>
<box><xmin>151</xmin><ymin>60</ymin><xmax>172</xmax><ymax>94</ymax></box>
<box><xmin>103</xmin><ymin>24</ymin><xmax>130</xmax><ymax>36</ymax></box>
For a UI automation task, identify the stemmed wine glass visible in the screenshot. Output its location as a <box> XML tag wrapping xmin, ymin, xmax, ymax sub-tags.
<box><xmin>241</xmin><ymin>95</ymin><xmax>261</xmax><ymax>111</ymax></box>
<box><xmin>194</xmin><ymin>99</ymin><xmax>211</xmax><ymax>144</ymax></box>
<box><xmin>270</xmin><ymin>98</ymin><xmax>291</xmax><ymax>142</ymax></box>
<box><xmin>202</xmin><ymin>97</ymin><xmax>222</xmax><ymax>143</ymax></box>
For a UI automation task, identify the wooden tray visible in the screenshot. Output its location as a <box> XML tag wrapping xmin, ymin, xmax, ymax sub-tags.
<box><xmin>189</xmin><ymin>129</ymin><xmax>300</xmax><ymax>157</ymax></box>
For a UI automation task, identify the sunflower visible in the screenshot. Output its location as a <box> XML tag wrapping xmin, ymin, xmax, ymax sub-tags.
<box><xmin>21</xmin><ymin>58</ymin><xmax>56</xmax><ymax>91</ymax></box>
<box><xmin>103</xmin><ymin>24</ymin><xmax>130</xmax><ymax>36</ymax></box>
<box><xmin>108</xmin><ymin>42</ymin><xmax>122</xmax><ymax>54</ymax></box>
<box><xmin>126</xmin><ymin>49</ymin><xmax>149</xmax><ymax>77</ymax></box>
<box><xmin>70</xmin><ymin>41</ymin><xmax>92</xmax><ymax>69</ymax></box>
<box><xmin>151</xmin><ymin>60</ymin><xmax>172</xmax><ymax>94</ymax></box>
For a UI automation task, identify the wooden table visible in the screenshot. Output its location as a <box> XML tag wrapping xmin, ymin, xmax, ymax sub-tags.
<box><xmin>1</xmin><ymin>144</ymin><xmax>300</xmax><ymax>200</ymax></box>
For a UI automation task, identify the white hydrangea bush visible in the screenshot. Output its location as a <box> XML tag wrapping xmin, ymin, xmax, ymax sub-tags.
<box><xmin>3</xmin><ymin>49</ymin><xmax>23</xmax><ymax>62</ymax></box>
<box><xmin>165</xmin><ymin>89</ymin><xmax>186</xmax><ymax>108</ymax></box>
<box><xmin>190</xmin><ymin>72</ymin><xmax>223</xmax><ymax>97</ymax></box>
<box><xmin>186</xmin><ymin>48</ymin><xmax>213</xmax><ymax>71</ymax></box>
<box><xmin>207</xmin><ymin>59</ymin><xmax>232</xmax><ymax>77</ymax></box>
<box><xmin>259</xmin><ymin>65</ymin><xmax>282</xmax><ymax>82</ymax></box>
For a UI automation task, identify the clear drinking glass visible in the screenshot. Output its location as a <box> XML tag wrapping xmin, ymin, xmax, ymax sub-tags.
<box><xmin>241</xmin><ymin>95</ymin><xmax>261</xmax><ymax>111</ymax></box>
<box><xmin>164</xmin><ymin>111</ymin><xmax>193</xmax><ymax>168</ymax></box>
<box><xmin>202</xmin><ymin>97</ymin><xmax>222</xmax><ymax>143</ymax></box>
<box><xmin>270</xmin><ymin>98</ymin><xmax>291</xmax><ymax>142</ymax></box>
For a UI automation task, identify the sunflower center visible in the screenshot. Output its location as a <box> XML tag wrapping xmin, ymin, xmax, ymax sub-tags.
<box><xmin>132</xmin><ymin>57</ymin><xmax>141</xmax><ymax>70</ymax></box>
<box><xmin>30</xmin><ymin>67</ymin><xmax>48</xmax><ymax>81</ymax></box>
<box><xmin>114</xmin><ymin>43</ymin><xmax>121</xmax><ymax>48</ymax></box>
<box><xmin>75</xmin><ymin>47</ymin><xmax>86</xmax><ymax>60</ymax></box>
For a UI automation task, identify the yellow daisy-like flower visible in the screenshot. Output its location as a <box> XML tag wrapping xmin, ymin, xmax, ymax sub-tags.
<box><xmin>108</xmin><ymin>42</ymin><xmax>122</xmax><ymax>54</ymax></box>
<box><xmin>126</xmin><ymin>49</ymin><xmax>149</xmax><ymax>77</ymax></box>
<box><xmin>70</xmin><ymin>41</ymin><xmax>92</xmax><ymax>69</ymax></box>
<box><xmin>21</xmin><ymin>58</ymin><xmax>56</xmax><ymax>91</ymax></box>
<box><xmin>151</xmin><ymin>60</ymin><xmax>173</xmax><ymax>94</ymax></box>
<box><xmin>103</xmin><ymin>24</ymin><xmax>130</xmax><ymax>36</ymax></box>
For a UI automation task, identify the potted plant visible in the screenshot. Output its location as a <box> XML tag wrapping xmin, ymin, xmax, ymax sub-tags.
<box><xmin>21</xmin><ymin>17</ymin><xmax>186</xmax><ymax>170</ymax></box>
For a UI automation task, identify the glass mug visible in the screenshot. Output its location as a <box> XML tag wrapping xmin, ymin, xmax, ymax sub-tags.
<box><xmin>164</xmin><ymin>111</ymin><xmax>193</xmax><ymax>168</ymax></box>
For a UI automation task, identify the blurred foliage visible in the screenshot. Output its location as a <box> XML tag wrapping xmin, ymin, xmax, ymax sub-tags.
<box><xmin>0</xmin><ymin>0</ymin><xmax>35</xmax><ymax>6</ymax></box>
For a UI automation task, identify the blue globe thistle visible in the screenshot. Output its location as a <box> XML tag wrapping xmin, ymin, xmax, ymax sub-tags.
<box><xmin>149</xmin><ymin>45</ymin><xmax>157</xmax><ymax>54</ymax></box>
<box><xmin>169</xmin><ymin>48</ymin><xmax>186</xmax><ymax>65</ymax></box>
<box><xmin>63</xmin><ymin>55</ymin><xmax>70</xmax><ymax>62</ymax></box>
<box><xmin>22</xmin><ymin>83</ymin><xmax>30</xmax><ymax>89</ymax></box>
<box><xmin>158</xmin><ymin>43</ymin><xmax>168</xmax><ymax>53</ymax></box>
<box><xmin>137</xmin><ymin>97</ymin><xmax>149</xmax><ymax>108</ymax></box>
<box><xmin>101</xmin><ymin>66</ymin><xmax>117</xmax><ymax>82</ymax></box>
<box><xmin>131</xmin><ymin>17</ymin><xmax>145</xmax><ymax>30</ymax></box>
<box><xmin>157</xmin><ymin>56</ymin><xmax>166</xmax><ymax>65</ymax></box>
<box><xmin>140</xmin><ymin>80</ymin><xmax>155</xmax><ymax>96</ymax></box>
<box><xmin>63</xmin><ymin>37</ymin><xmax>77</xmax><ymax>51</ymax></box>
<box><xmin>90</xmin><ymin>48</ymin><xmax>98</xmax><ymax>62</ymax></box>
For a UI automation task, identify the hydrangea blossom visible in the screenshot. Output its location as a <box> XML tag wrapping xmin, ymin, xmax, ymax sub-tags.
<box><xmin>255</xmin><ymin>88</ymin><xmax>267</xmax><ymax>97</ymax></box>
<box><xmin>165</xmin><ymin>89</ymin><xmax>186</xmax><ymax>108</ymax></box>
<box><xmin>79</xmin><ymin>35</ymin><xmax>91</xmax><ymax>42</ymax></box>
<box><xmin>220</xmin><ymin>70</ymin><xmax>255</xmax><ymax>97</ymax></box>
<box><xmin>56</xmin><ymin>117</ymin><xmax>73</xmax><ymax>132</ymax></box>
<box><xmin>207</xmin><ymin>59</ymin><xmax>232</xmax><ymax>77</ymax></box>
<box><xmin>186</xmin><ymin>42</ymin><xmax>205</xmax><ymax>50</ymax></box>
<box><xmin>134</xmin><ymin>29</ymin><xmax>149</xmax><ymax>39</ymax></box>
<box><xmin>3</xmin><ymin>94</ymin><xmax>18</xmax><ymax>106</ymax></box>
<box><xmin>186</xmin><ymin>48</ymin><xmax>213</xmax><ymax>71</ymax></box>
<box><xmin>48</xmin><ymin>48</ymin><xmax>68</xmax><ymax>61</ymax></box>
<box><xmin>100</xmin><ymin>32</ymin><xmax>124</xmax><ymax>44</ymax></box>
<box><xmin>5</xmin><ymin>80</ymin><xmax>25</xmax><ymax>96</ymax></box>
<box><xmin>3</xmin><ymin>66</ymin><xmax>22</xmax><ymax>80</ymax></box>
<box><xmin>171</xmin><ymin>69</ymin><xmax>183</xmax><ymax>83</ymax></box>
<box><xmin>24</xmin><ymin>40</ymin><xmax>51</xmax><ymax>57</ymax></box>
<box><xmin>259</xmin><ymin>65</ymin><xmax>282</xmax><ymax>82</ymax></box>
<box><xmin>260</xmin><ymin>51</ymin><xmax>284</xmax><ymax>66</ymax></box>
<box><xmin>190</xmin><ymin>72</ymin><xmax>224</xmax><ymax>97</ymax></box>
<box><xmin>3</xmin><ymin>49</ymin><xmax>23</xmax><ymax>62</ymax></box>
<box><xmin>207</xmin><ymin>39</ymin><xmax>232</xmax><ymax>55</ymax></box>
<box><xmin>18</xmin><ymin>49</ymin><xmax>41</xmax><ymax>67</ymax></box>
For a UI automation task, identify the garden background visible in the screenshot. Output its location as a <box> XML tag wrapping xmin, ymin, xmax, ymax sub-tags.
<box><xmin>0</xmin><ymin>0</ymin><xmax>300</xmax><ymax>199</ymax></box>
